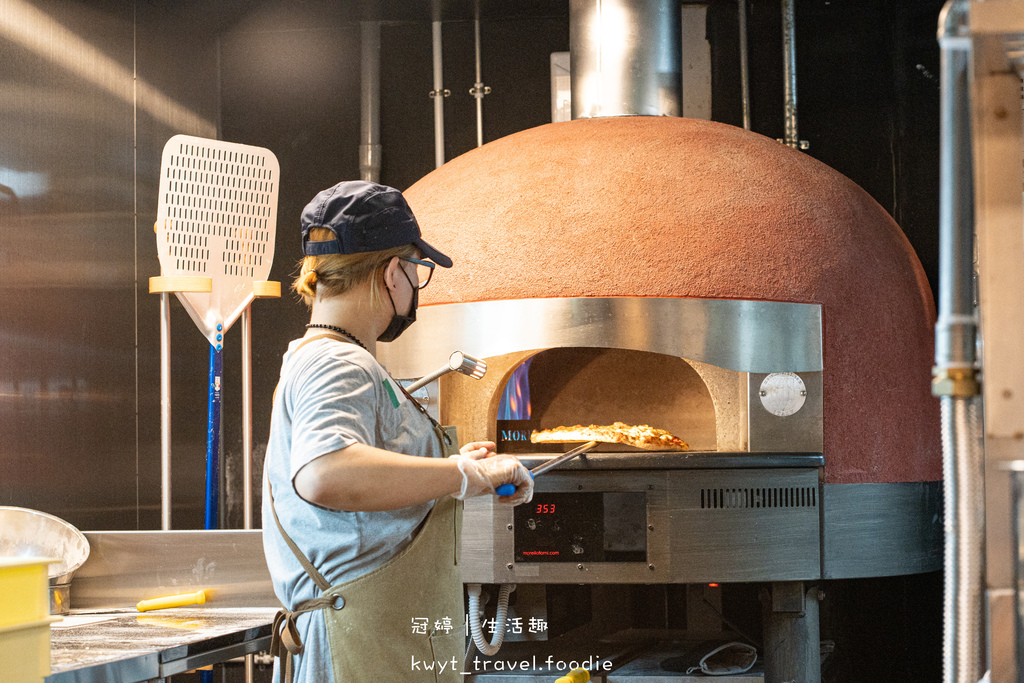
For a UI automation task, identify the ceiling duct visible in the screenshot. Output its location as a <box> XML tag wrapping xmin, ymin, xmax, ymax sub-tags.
<box><xmin>570</xmin><ymin>0</ymin><xmax>682</xmax><ymax>119</ymax></box>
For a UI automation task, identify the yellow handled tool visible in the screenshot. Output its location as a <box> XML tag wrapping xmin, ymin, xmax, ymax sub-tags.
<box><xmin>136</xmin><ymin>590</ymin><xmax>207</xmax><ymax>612</ymax></box>
<box><xmin>554</xmin><ymin>669</ymin><xmax>590</xmax><ymax>683</ymax></box>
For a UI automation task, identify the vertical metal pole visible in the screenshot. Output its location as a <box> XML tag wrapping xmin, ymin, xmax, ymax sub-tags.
<box><xmin>781</xmin><ymin>0</ymin><xmax>799</xmax><ymax>148</ymax></box>
<box><xmin>935</xmin><ymin>3</ymin><xmax>984</xmax><ymax>682</ymax></box>
<box><xmin>432</xmin><ymin>21</ymin><xmax>445</xmax><ymax>168</ymax></box>
<box><xmin>360</xmin><ymin>22</ymin><xmax>382</xmax><ymax>182</ymax></box>
<box><xmin>242</xmin><ymin>308</ymin><xmax>253</xmax><ymax>530</ymax></box>
<box><xmin>474</xmin><ymin>19</ymin><xmax>484</xmax><ymax>147</ymax></box>
<box><xmin>738</xmin><ymin>0</ymin><xmax>751</xmax><ymax>130</ymax></box>
<box><xmin>240</xmin><ymin>309</ymin><xmax>254</xmax><ymax>683</ymax></box>
<box><xmin>160</xmin><ymin>292</ymin><xmax>172</xmax><ymax>531</ymax></box>
<box><xmin>936</xmin><ymin>10</ymin><xmax>977</xmax><ymax>378</ymax></box>
<box><xmin>762</xmin><ymin>582</ymin><xmax>821</xmax><ymax>683</ymax></box>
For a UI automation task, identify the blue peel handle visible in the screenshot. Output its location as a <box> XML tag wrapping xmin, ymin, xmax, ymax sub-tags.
<box><xmin>496</xmin><ymin>471</ymin><xmax>534</xmax><ymax>497</ymax></box>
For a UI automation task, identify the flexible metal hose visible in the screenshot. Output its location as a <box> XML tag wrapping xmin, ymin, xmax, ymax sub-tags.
<box><xmin>941</xmin><ymin>396</ymin><xmax>957</xmax><ymax>683</ymax></box>
<box><xmin>941</xmin><ymin>397</ymin><xmax>986</xmax><ymax>683</ymax></box>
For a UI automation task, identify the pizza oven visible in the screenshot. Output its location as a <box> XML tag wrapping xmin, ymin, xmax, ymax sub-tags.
<box><xmin>375</xmin><ymin>116</ymin><xmax>942</xmax><ymax>679</ymax></box>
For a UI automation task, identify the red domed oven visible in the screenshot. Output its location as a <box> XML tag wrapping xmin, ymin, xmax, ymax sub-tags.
<box><xmin>382</xmin><ymin>115</ymin><xmax>940</xmax><ymax>581</ymax></box>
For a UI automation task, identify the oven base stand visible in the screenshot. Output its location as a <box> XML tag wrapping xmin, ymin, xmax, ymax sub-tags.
<box><xmin>763</xmin><ymin>581</ymin><xmax>821</xmax><ymax>683</ymax></box>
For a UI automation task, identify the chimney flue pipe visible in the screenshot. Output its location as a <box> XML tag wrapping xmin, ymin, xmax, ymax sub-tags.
<box><xmin>570</xmin><ymin>0</ymin><xmax>682</xmax><ymax>119</ymax></box>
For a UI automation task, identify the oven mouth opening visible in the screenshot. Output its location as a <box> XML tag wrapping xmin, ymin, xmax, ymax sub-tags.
<box><xmin>490</xmin><ymin>347</ymin><xmax>719</xmax><ymax>455</ymax></box>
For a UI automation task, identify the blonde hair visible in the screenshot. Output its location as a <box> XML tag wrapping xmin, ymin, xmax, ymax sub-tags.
<box><xmin>292</xmin><ymin>228</ymin><xmax>418</xmax><ymax>308</ymax></box>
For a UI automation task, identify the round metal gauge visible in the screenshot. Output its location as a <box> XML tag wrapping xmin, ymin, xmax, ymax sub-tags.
<box><xmin>759</xmin><ymin>372</ymin><xmax>807</xmax><ymax>417</ymax></box>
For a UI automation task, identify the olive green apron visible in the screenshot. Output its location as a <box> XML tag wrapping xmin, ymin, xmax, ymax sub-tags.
<box><xmin>267</xmin><ymin>333</ymin><xmax>465</xmax><ymax>683</ymax></box>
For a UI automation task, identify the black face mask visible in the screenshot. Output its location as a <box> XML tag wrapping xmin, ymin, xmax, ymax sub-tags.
<box><xmin>377</xmin><ymin>266</ymin><xmax>417</xmax><ymax>342</ymax></box>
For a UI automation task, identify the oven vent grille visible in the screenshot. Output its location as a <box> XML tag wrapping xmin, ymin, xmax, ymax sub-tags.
<box><xmin>700</xmin><ymin>487</ymin><xmax>817</xmax><ymax>510</ymax></box>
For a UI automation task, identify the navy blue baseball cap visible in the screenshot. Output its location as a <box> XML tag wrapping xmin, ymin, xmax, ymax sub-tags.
<box><xmin>300</xmin><ymin>181</ymin><xmax>453</xmax><ymax>268</ymax></box>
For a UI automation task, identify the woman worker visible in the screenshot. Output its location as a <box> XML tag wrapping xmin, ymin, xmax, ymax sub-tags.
<box><xmin>263</xmin><ymin>181</ymin><xmax>534</xmax><ymax>683</ymax></box>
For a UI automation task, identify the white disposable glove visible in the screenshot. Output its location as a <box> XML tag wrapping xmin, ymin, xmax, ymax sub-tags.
<box><xmin>452</xmin><ymin>453</ymin><xmax>534</xmax><ymax>505</ymax></box>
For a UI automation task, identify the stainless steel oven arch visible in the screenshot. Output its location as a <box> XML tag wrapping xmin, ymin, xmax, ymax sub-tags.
<box><xmin>378</xmin><ymin>297</ymin><xmax>823</xmax><ymax>379</ymax></box>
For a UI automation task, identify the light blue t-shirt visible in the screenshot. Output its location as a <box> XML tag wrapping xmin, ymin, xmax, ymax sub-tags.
<box><xmin>262</xmin><ymin>336</ymin><xmax>442</xmax><ymax>683</ymax></box>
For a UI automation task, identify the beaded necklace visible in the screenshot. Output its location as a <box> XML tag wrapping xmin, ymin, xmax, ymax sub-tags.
<box><xmin>304</xmin><ymin>324</ymin><xmax>368</xmax><ymax>351</ymax></box>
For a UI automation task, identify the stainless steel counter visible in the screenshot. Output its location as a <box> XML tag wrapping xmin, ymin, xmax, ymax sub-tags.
<box><xmin>47</xmin><ymin>607</ymin><xmax>277</xmax><ymax>682</ymax></box>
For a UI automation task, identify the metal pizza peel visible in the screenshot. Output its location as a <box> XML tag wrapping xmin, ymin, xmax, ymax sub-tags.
<box><xmin>151</xmin><ymin>134</ymin><xmax>280</xmax><ymax>532</ymax></box>
<box><xmin>154</xmin><ymin>134</ymin><xmax>279</xmax><ymax>343</ymax></box>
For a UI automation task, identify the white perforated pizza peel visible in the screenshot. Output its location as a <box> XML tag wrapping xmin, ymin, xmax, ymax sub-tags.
<box><xmin>155</xmin><ymin>135</ymin><xmax>279</xmax><ymax>345</ymax></box>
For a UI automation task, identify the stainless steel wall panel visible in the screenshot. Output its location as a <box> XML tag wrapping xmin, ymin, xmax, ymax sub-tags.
<box><xmin>135</xmin><ymin>4</ymin><xmax>239</xmax><ymax>532</ymax></box>
<box><xmin>0</xmin><ymin>1</ymin><xmax>231</xmax><ymax>532</ymax></box>
<box><xmin>74</xmin><ymin>530</ymin><xmax>278</xmax><ymax>609</ymax></box>
<box><xmin>0</xmin><ymin>1</ymin><xmax>142</xmax><ymax>531</ymax></box>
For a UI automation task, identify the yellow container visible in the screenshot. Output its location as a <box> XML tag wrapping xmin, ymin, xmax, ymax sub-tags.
<box><xmin>0</xmin><ymin>617</ymin><xmax>57</xmax><ymax>682</ymax></box>
<box><xmin>0</xmin><ymin>557</ymin><xmax>55</xmax><ymax>628</ymax></box>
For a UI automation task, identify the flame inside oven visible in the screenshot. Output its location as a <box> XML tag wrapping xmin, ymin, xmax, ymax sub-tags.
<box><xmin>497</xmin><ymin>356</ymin><xmax>533</xmax><ymax>420</ymax></box>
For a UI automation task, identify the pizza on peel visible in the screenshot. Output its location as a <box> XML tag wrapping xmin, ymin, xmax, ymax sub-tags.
<box><xmin>530</xmin><ymin>421</ymin><xmax>689</xmax><ymax>451</ymax></box>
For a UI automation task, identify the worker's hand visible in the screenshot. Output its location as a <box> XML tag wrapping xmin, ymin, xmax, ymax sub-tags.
<box><xmin>451</xmin><ymin>452</ymin><xmax>534</xmax><ymax>505</ymax></box>
<box><xmin>459</xmin><ymin>441</ymin><xmax>497</xmax><ymax>460</ymax></box>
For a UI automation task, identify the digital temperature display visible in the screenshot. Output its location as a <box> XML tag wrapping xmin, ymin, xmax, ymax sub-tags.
<box><xmin>513</xmin><ymin>492</ymin><xmax>647</xmax><ymax>563</ymax></box>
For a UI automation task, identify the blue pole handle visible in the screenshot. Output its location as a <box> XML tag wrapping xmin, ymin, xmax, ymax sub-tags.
<box><xmin>205</xmin><ymin>344</ymin><xmax>223</xmax><ymax>530</ymax></box>
<box><xmin>496</xmin><ymin>471</ymin><xmax>533</xmax><ymax>497</ymax></box>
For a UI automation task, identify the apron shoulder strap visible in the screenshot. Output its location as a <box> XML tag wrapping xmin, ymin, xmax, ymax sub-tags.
<box><xmin>267</xmin><ymin>476</ymin><xmax>332</xmax><ymax>592</ymax></box>
<box><xmin>266</xmin><ymin>473</ymin><xmax>337</xmax><ymax>683</ymax></box>
<box><xmin>394</xmin><ymin>378</ymin><xmax>458</xmax><ymax>456</ymax></box>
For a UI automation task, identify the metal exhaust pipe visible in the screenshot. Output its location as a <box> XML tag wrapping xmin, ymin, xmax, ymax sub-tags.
<box><xmin>569</xmin><ymin>0</ymin><xmax>681</xmax><ymax>119</ymax></box>
<box><xmin>360</xmin><ymin>21</ymin><xmax>382</xmax><ymax>182</ymax></box>
<box><xmin>779</xmin><ymin>0</ymin><xmax>807</xmax><ymax>149</ymax></box>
